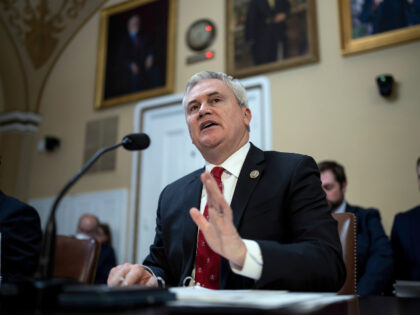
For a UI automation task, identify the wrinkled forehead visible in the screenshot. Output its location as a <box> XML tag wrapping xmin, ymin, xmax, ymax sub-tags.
<box><xmin>184</xmin><ymin>79</ymin><xmax>233</xmax><ymax>106</ymax></box>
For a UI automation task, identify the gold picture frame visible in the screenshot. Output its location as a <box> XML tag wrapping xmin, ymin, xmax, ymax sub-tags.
<box><xmin>94</xmin><ymin>0</ymin><xmax>176</xmax><ymax>109</ymax></box>
<box><xmin>338</xmin><ymin>0</ymin><xmax>420</xmax><ymax>56</ymax></box>
<box><xmin>226</xmin><ymin>0</ymin><xmax>319</xmax><ymax>78</ymax></box>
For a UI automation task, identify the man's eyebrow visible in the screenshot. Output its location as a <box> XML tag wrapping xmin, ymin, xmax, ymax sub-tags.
<box><xmin>207</xmin><ymin>91</ymin><xmax>220</xmax><ymax>97</ymax></box>
<box><xmin>186</xmin><ymin>91</ymin><xmax>222</xmax><ymax>107</ymax></box>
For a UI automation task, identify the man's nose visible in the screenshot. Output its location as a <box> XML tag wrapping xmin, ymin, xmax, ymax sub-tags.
<box><xmin>198</xmin><ymin>102</ymin><xmax>211</xmax><ymax>117</ymax></box>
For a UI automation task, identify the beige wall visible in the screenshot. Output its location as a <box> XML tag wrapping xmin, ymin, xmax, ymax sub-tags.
<box><xmin>1</xmin><ymin>1</ymin><xmax>419</xmax><ymax>234</ymax></box>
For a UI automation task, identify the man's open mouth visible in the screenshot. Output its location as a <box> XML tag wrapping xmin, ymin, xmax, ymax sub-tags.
<box><xmin>200</xmin><ymin>121</ymin><xmax>218</xmax><ymax>130</ymax></box>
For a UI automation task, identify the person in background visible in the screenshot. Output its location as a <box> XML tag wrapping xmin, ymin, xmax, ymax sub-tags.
<box><xmin>77</xmin><ymin>214</ymin><xmax>116</xmax><ymax>284</ymax></box>
<box><xmin>318</xmin><ymin>160</ymin><xmax>394</xmax><ymax>295</ymax></box>
<box><xmin>391</xmin><ymin>156</ymin><xmax>420</xmax><ymax>281</ymax></box>
<box><xmin>0</xmin><ymin>189</ymin><xmax>42</xmax><ymax>283</ymax></box>
<box><xmin>98</xmin><ymin>223</ymin><xmax>113</xmax><ymax>247</ymax></box>
<box><xmin>107</xmin><ymin>71</ymin><xmax>345</xmax><ymax>291</ymax></box>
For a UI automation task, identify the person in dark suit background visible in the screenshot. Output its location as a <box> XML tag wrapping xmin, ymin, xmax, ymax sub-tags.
<box><xmin>108</xmin><ymin>71</ymin><xmax>345</xmax><ymax>291</ymax></box>
<box><xmin>359</xmin><ymin>0</ymin><xmax>406</xmax><ymax>34</ymax></box>
<box><xmin>405</xmin><ymin>0</ymin><xmax>420</xmax><ymax>26</ymax></box>
<box><xmin>245</xmin><ymin>0</ymin><xmax>291</xmax><ymax>65</ymax></box>
<box><xmin>116</xmin><ymin>14</ymin><xmax>162</xmax><ymax>94</ymax></box>
<box><xmin>76</xmin><ymin>214</ymin><xmax>116</xmax><ymax>284</ymax></box>
<box><xmin>0</xmin><ymin>190</ymin><xmax>42</xmax><ymax>283</ymax></box>
<box><xmin>390</xmin><ymin>156</ymin><xmax>420</xmax><ymax>281</ymax></box>
<box><xmin>318</xmin><ymin>160</ymin><xmax>394</xmax><ymax>296</ymax></box>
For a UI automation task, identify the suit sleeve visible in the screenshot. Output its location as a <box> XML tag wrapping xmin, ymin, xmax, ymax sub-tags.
<box><xmin>0</xmin><ymin>202</ymin><xmax>42</xmax><ymax>282</ymax></box>
<box><xmin>390</xmin><ymin>213</ymin><xmax>409</xmax><ymax>281</ymax></box>
<box><xmin>357</xmin><ymin>210</ymin><xmax>394</xmax><ymax>295</ymax></box>
<box><xmin>142</xmin><ymin>186</ymin><xmax>178</xmax><ymax>286</ymax></box>
<box><xmin>256</xmin><ymin>156</ymin><xmax>346</xmax><ymax>291</ymax></box>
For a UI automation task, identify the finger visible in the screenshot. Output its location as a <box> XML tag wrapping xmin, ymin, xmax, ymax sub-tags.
<box><xmin>123</xmin><ymin>264</ymin><xmax>148</xmax><ymax>286</ymax></box>
<box><xmin>201</xmin><ymin>172</ymin><xmax>221</xmax><ymax>199</ymax></box>
<box><xmin>145</xmin><ymin>276</ymin><xmax>159</xmax><ymax>287</ymax></box>
<box><xmin>190</xmin><ymin>207</ymin><xmax>209</xmax><ymax>231</ymax></box>
<box><xmin>108</xmin><ymin>263</ymin><xmax>132</xmax><ymax>286</ymax></box>
<box><xmin>201</xmin><ymin>173</ymin><xmax>225</xmax><ymax>213</ymax></box>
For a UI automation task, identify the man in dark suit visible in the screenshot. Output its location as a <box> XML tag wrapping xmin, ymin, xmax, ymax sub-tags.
<box><xmin>108</xmin><ymin>71</ymin><xmax>345</xmax><ymax>291</ymax></box>
<box><xmin>0</xmin><ymin>190</ymin><xmax>42</xmax><ymax>283</ymax></box>
<box><xmin>115</xmin><ymin>14</ymin><xmax>161</xmax><ymax>94</ymax></box>
<box><xmin>318</xmin><ymin>161</ymin><xmax>394</xmax><ymax>295</ymax></box>
<box><xmin>245</xmin><ymin>0</ymin><xmax>291</xmax><ymax>64</ymax></box>
<box><xmin>391</xmin><ymin>156</ymin><xmax>420</xmax><ymax>281</ymax></box>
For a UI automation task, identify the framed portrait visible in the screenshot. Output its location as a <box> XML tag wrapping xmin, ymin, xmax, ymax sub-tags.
<box><xmin>226</xmin><ymin>0</ymin><xmax>319</xmax><ymax>78</ymax></box>
<box><xmin>338</xmin><ymin>0</ymin><xmax>420</xmax><ymax>56</ymax></box>
<box><xmin>95</xmin><ymin>0</ymin><xmax>177</xmax><ymax>109</ymax></box>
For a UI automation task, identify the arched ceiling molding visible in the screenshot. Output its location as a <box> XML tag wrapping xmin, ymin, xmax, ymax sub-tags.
<box><xmin>0</xmin><ymin>0</ymin><xmax>108</xmax><ymax>114</ymax></box>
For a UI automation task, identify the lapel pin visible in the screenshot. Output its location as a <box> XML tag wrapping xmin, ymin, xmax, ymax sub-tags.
<box><xmin>249</xmin><ymin>170</ymin><xmax>259</xmax><ymax>179</ymax></box>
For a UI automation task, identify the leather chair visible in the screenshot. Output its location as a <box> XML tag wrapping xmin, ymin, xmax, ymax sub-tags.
<box><xmin>54</xmin><ymin>235</ymin><xmax>100</xmax><ymax>284</ymax></box>
<box><xmin>332</xmin><ymin>212</ymin><xmax>357</xmax><ymax>295</ymax></box>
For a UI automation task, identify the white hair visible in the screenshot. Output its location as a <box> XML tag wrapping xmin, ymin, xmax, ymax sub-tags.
<box><xmin>182</xmin><ymin>71</ymin><xmax>248</xmax><ymax>108</ymax></box>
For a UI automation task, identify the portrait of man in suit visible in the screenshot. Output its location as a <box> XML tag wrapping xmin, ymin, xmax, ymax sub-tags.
<box><xmin>102</xmin><ymin>1</ymin><xmax>168</xmax><ymax>100</ymax></box>
<box><xmin>108</xmin><ymin>71</ymin><xmax>345</xmax><ymax>291</ymax></box>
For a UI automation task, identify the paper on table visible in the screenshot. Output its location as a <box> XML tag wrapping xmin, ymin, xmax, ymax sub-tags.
<box><xmin>169</xmin><ymin>286</ymin><xmax>354</xmax><ymax>310</ymax></box>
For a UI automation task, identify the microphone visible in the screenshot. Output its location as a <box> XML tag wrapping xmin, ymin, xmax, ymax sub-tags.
<box><xmin>35</xmin><ymin>133</ymin><xmax>150</xmax><ymax>281</ymax></box>
<box><xmin>122</xmin><ymin>133</ymin><xmax>150</xmax><ymax>151</ymax></box>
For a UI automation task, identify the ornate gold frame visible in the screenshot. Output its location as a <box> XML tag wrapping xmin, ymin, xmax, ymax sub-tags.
<box><xmin>94</xmin><ymin>0</ymin><xmax>176</xmax><ymax>109</ymax></box>
<box><xmin>338</xmin><ymin>0</ymin><xmax>420</xmax><ymax>56</ymax></box>
<box><xmin>226</xmin><ymin>0</ymin><xmax>319</xmax><ymax>78</ymax></box>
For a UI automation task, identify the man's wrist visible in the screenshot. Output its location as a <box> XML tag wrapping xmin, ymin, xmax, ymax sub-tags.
<box><xmin>142</xmin><ymin>265</ymin><xmax>165</xmax><ymax>288</ymax></box>
<box><xmin>229</xmin><ymin>240</ymin><xmax>247</xmax><ymax>270</ymax></box>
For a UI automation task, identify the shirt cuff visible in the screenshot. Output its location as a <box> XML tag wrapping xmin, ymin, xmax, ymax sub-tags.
<box><xmin>230</xmin><ymin>239</ymin><xmax>263</xmax><ymax>280</ymax></box>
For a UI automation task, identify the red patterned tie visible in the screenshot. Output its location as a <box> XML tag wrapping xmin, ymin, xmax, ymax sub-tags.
<box><xmin>194</xmin><ymin>166</ymin><xmax>224</xmax><ymax>289</ymax></box>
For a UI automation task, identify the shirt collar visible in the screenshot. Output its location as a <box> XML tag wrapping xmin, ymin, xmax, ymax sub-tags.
<box><xmin>205</xmin><ymin>142</ymin><xmax>250</xmax><ymax>178</ymax></box>
<box><xmin>334</xmin><ymin>200</ymin><xmax>347</xmax><ymax>213</ymax></box>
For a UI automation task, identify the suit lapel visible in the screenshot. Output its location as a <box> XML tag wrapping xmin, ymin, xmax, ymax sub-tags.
<box><xmin>180</xmin><ymin>170</ymin><xmax>203</xmax><ymax>282</ymax></box>
<box><xmin>230</xmin><ymin>143</ymin><xmax>265</xmax><ymax>228</ymax></box>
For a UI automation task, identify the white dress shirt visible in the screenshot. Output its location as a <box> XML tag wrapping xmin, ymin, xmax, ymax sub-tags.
<box><xmin>333</xmin><ymin>200</ymin><xmax>347</xmax><ymax>214</ymax></box>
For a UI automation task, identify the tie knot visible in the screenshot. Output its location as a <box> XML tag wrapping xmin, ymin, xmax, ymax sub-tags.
<box><xmin>211</xmin><ymin>166</ymin><xmax>224</xmax><ymax>181</ymax></box>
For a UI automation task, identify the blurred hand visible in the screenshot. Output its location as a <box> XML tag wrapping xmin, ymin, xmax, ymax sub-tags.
<box><xmin>130</xmin><ymin>62</ymin><xmax>139</xmax><ymax>74</ymax></box>
<box><xmin>145</xmin><ymin>55</ymin><xmax>153</xmax><ymax>70</ymax></box>
<box><xmin>190</xmin><ymin>171</ymin><xmax>246</xmax><ymax>269</ymax></box>
<box><xmin>107</xmin><ymin>263</ymin><xmax>158</xmax><ymax>287</ymax></box>
<box><xmin>273</xmin><ymin>13</ymin><xmax>286</xmax><ymax>23</ymax></box>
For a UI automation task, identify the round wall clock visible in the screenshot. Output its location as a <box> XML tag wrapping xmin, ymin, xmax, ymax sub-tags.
<box><xmin>186</xmin><ymin>19</ymin><xmax>216</xmax><ymax>51</ymax></box>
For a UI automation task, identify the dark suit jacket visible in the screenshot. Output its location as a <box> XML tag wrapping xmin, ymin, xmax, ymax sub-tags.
<box><xmin>391</xmin><ymin>205</ymin><xmax>420</xmax><ymax>281</ymax></box>
<box><xmin>143</xmin><ymin>144</ymin><xmax>346</xmax><ymax>291</ymax></box>
<box><xmin>345</xmin><ymin>204</ymin><xmax>394</xmax><ymax>295</ymax></box>
<box><xmin>0</xmin><ymin>191</ymin><xmax>42</xmax><ymax>282</ymax></box>
<box><xmin>245</xmin><ymin>0</ymin><xmax>291</xmax><ymax>64</ymax></box>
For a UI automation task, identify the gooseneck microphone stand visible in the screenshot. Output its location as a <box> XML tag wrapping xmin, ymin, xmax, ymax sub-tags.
<box><xmin>36</xmin><ymin>141</ymin><xmax>125</xmax><ymax>280</ymax></box>
<box><xmin>0</xmin><ymin>134</ymin><xmax>149</xmax><ymax>310</ymax></box>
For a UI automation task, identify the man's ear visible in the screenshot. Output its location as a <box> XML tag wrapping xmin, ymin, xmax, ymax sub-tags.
<box><xmin>341</xmin><ymin>182</ymin><xmax>347</xmax><ymax>193</ymax></box>
<box><xmin>243</xmin><ymin>107</ymin><xmax>252</xmax><ymax>127</ymax></box>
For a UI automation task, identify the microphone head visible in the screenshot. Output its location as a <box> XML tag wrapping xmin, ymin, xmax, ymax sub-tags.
<box><xmin>122</xmin><ymin>133</ymin><xmax>150</xmax><ymax>151</ymax></box>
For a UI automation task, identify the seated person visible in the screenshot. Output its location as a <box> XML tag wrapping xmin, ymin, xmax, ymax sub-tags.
<box><xmin>391</xmin><ymin>156</ymin><xmax>420</xmax><ymax>281</ymax></box>
<box><xmin>107</xmin><ymin>71</ymin><xmax>346</xmax><ymax>291</ymax></box>
<box><xmin>0</xmin><ymin>190</ymin><xmax>42</xmax><ymax>282</ymax></box>
<box><xmin>76</xmin><ymin>214</ymin><xmax>116</xmax><ymax>284</ymax></box>
<box><xmin>318</xmin><ymin>160</ymin><xmax>394</xmax><ymax>295</ymax></box>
